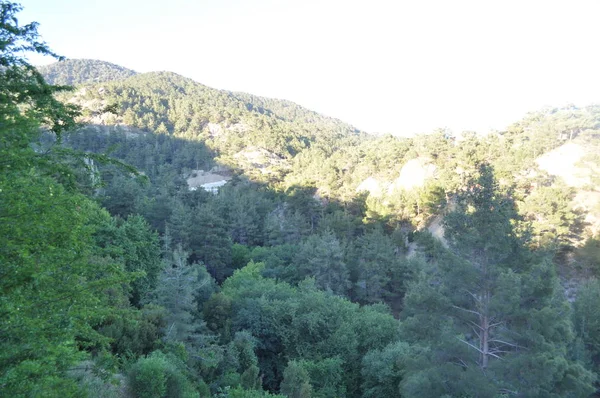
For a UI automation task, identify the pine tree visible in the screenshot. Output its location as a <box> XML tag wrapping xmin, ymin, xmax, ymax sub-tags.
<box><xmin>293</xmin><ymin>231</ymin><xmax>350</xmax><ymax>295</ymax></box>
<box><xmin>150</xmin><ymin>244</ymin><xmax>212</xmax><ymax>348</ymax></box>
<box><xmin>351</xmin><ymin>227</ymin><xmax>397</xmax><ymax>304</ymax></box>
<box><xmin>400</xmin><ymin>164</ymin><xmax>595</xmax><ymax>397</ymax></box>
<box><xmin>188</xmin><ymin>204</ymin><xmax>233</xmax><ymax>282</ymax></box>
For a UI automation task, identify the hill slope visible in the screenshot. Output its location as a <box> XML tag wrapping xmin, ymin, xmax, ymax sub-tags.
<box><xmin>28</xmin><ymin>58</ymin><xmax>600</xmax><ymax>397</ymax></box>
<box><xmin>38</xmin><ymin>59</ymin><xmax>137</xmax><ymax>85</ymax></box>
<box><xmin>47</xmin><ymin>60</ymin><xmax>600</xmax><ymax>249</ymax></box>
<box><xmin>50</xmin><ymin>62</ymin><xmax>363</xmax><ymax>180</ymax></box>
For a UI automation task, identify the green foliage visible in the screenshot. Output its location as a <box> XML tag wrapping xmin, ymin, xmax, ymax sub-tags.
<box><xmin>217</xmin><ymin>184</ymin><xmax>273</xmax><ymax>246</ymax></box>
<box><xmin>0</xmin><ymin>2</ymin><xmax>78</xmax><ymax>138</ymax></box>
<box><xmin>129</xmin><ymin>354</ymin><xmax>167</xmax><ymax>397</ymax></box>
<box><xmin>0</xmin><ymin>171</ymin><xmax>131</xmax><ymax>395</ymax></box>
<box><xmin>6</xmin><ymin>8</ymin><xmax>600</xmax><ymax>397</ymax></box>
<box><xmin>292</xmin><ymin>231</ymin><xmax>350</xmax><ymax>295</ymax></box>
<box><xmin>231</xmin><ymin>243</ymin><xmax>252</xmax><ymax>270</ymax></box>
<box><xmin>517</xmin><ymin>182</ymin><xmax>583</xmax><ymax>249</ymax></box>
<box><xmin>70</xmin><ymin>363</ymin><xmax>123</xmax><ymax>398</ymax></box>
<box><xmin>197</xmin><ymin>380</ymin><xmax>211</xmax><ymax>398</ymax></box>
<box><xmin>97</xmin><ymin>304</ymin><xmax>166</xmax><ymax>358</ymax></box>
<box><xmin>149</xmin><ymin>244</ymin><xmax>209</xmax><ymax>346</ymax></box>
<box><xmin>1</xmin><ymin>5</ymin><xmax>151</xmax><ymax>394</ymax></box>
<box><xmin>189</xmin><ymin>204</ymin><xmax>233</xmax><ymax>282</ymax></box>
<box><xmin>361</xmin><ymin>341</ymin><xmax>411</xmax><ymax>398</ymax></box>
<box><xmin>220</xmin><ymin>263</ymin><xmax>399</xmax><ymax>394</ymax></box>
<box><xmin>231</xmin><ymin>331</ymin><xmax>259</xmax><ymax>372</ymax></box>
<box><xmin>573</xmin><ymin>280</ymin><xmax>600</xmax><ymax>373</ymax></box>
<box><xmin>100</xmin><ymin>174</ymin><xmax>146</xmax><ymax>218</ymax></box>
<box><xmin>576</xmin><ymin>236</ymin><xmax>600</xmax><ymax>275</ymax></box>
<box><xmin>349</xmin><ymin>227</ymin><xmax>404</xmax><ymax>304</ymax></box>
<box><xmin>399</xmin><ymin>164</ymin><xmax>595</xmax><ymax>396</ymax></box>
<box><xmin>117</xmin><ymin>215</ymin><xmax>163</xmax><ymax>306</ymax></box>
<box><xmin>39</xmin><ymin>58</ymin><xmax>137</xmax><ymax>85</ymax></box>
<box><xmin>53</xmin><ymin>67</ymin><xmax>362</xmax><ymax>171</ymax></box>
<box><xmin>128</xmin><ymin>351</ymin><xmax>199</xmax><ymax>398</ymax></box>
<box><xmin>226</xmin><ymin>387</ymin><xmax>285</xmax><ymax>398</ymax></box>
<box><xmin>249</xmin><ymin>244</ymin><xmax>299</xmax><ymax>280</ymax></box>
<box><xmin>0</xmin><ymin>18</ymin><xmax>136</xmax><ymax>385</ymax></box>
<box><xmin>280</xmin><ymin>361</ymin><xmax>313</xmax><ymax>398</ymax></box>
<box><xmin>203</xmin><ymin>293</ymin><xmax>233</xmax><ymax>341</ymax></box>
<box><xmin>220</xmin><ymin>371</ymin><xmax>241</xmax><ymax>389</ymax></box>
<box><xmin>240</xmin><ymin>365</ymin><xmax>261</xmax><ymax>390</ymax></box>
<box><xmin>298</xmin><ymin>357</ymin><xmax>346</xmax><ymax>398</ymax></box>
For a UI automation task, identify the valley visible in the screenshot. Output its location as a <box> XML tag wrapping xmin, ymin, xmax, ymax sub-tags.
<box><xmin>2</xmin><ymin>8</ymin><xmax>600</xmax><ymax>396</ymax></box>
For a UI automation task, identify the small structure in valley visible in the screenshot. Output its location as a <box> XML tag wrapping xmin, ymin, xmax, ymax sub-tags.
<box><xmin>186</xmin><ymin>168</ymin><xmax>232</xmax><ymax>193</ymax></box>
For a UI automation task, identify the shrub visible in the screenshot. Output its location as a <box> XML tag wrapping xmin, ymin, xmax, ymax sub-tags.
<box><xmin>128</xmin><ymin>351</ymin><xmax>198</xmax><ymax>398</ymax></box>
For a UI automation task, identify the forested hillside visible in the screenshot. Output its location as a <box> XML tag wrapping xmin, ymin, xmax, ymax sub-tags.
<box><xmin>3</xmin><ymin>2</ymin><xmax>600</xmax><ymax>396</ymax></box>
<box><xmin>38</xmin><ymin>59</ymin><xmax>137</xmax><ymax>85</ymax></box>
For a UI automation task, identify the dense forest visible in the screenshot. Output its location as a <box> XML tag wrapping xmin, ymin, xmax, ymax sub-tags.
<box><xmin>2</xmin><ymin>1</ymin><xmax>600</xmax><ymax>397</ymax></box>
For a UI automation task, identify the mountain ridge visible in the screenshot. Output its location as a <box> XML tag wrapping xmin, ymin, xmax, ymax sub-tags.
<box><xmin>38</xmin><ymin>59</ymin><xmax>137</xmax><ymax>85</ymax></box>
<box><xmin>46</xmin><ymin>61</ymin><xmax>365</xmax><ymax>184</ymax></box>
<box><xmin>43</xmin><ymin>59</ymin><xmax>600</xmax><ymax>250</ymax></box>
<box><xmin>39</xmin><ymin>59</ymin><xmax>361</xmax><ymax>136</ymax></box>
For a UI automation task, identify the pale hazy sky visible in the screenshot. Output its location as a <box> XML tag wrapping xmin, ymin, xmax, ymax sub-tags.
<box><xmin>19</xmin><ymin>0</ymin><xmax>600</xmax><ymax>135</ymax></box>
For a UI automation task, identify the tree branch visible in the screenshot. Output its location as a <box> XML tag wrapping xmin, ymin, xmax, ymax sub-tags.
<box><xmin>488</xmin><ymin>321</ymin><xmax>504</xmax><ymax>329</ymax></box>
<box><xmin>465</xmin><ymin>289</ymin><xmax>482</xmax><ymax>303</ymax></box>
<box><xmin>453</xmin><ymin>358</ymin><xmax>469</xmax><ymax>369</ymax></box>
<box><xmin>468</xmin><ymin>319</ymin><xmax>484</xmax><ymax>331</ymax></box>
<box><xmin>488</xmin><ymin>339</ymin><xmax>525</xmax><ymax>349</ymax></box>
<box><xmin>488</xmin><ymin>349</ymin><xmax>512</xmax><ymax>355</ymax></box>
<box><xmin>498</xmin><ymin>388</ymin><xmax>519</xmax><ymax>395</ymax></box>
<box><xmin>457</xmin><ymin>338</ymin><xmax>503</xmax><ymax>360</ymax></box>
<box><xmin>452</xmin><ymin>305</ymin><xmax>482</xmax><ymax>317</ymax></box>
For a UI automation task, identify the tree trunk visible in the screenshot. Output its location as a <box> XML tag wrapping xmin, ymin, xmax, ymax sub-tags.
<box><xmin>480</xmin><ymin>314</ymin><xmax>489</xmax><ymax>369</ymax></box>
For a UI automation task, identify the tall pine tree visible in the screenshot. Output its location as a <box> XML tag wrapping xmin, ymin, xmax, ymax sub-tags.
<box><xmin>400</xmin><ymin>164</ymin><xmax>594</xmax><ymax>397</ymax></box>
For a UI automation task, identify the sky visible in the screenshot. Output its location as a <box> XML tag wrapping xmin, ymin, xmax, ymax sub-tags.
<box><xmin>18</xmin><ymin>0</ymin><xmax>600</xmax><ymax>136</ymax></box>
